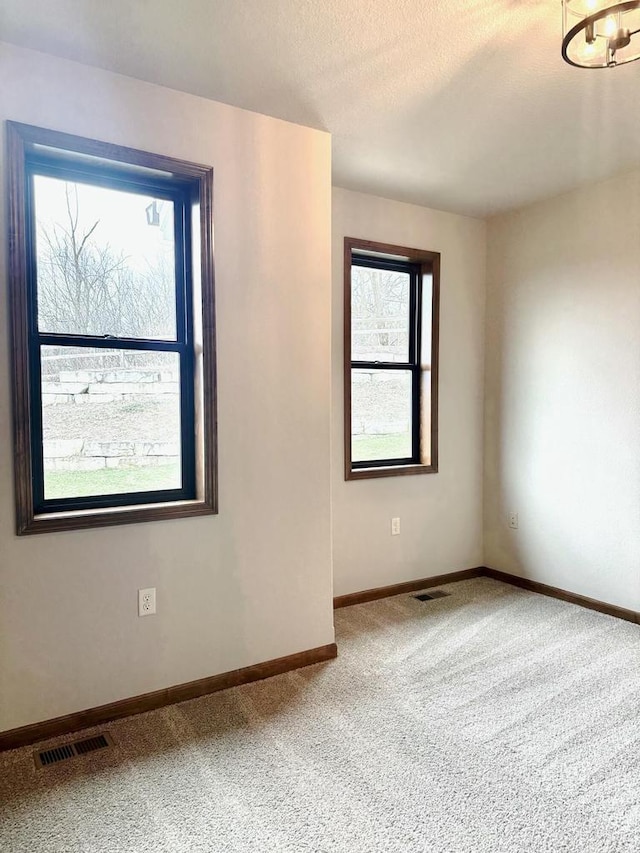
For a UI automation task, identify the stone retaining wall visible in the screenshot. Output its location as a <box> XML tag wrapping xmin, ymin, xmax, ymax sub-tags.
<box><xmin>42</xmin><ymin>368</ymin><xmax>179</xmax><ymax>407</ymax></box>
<box><xmin>43</xmin><ymin>439</ymin><xmax>179</xmax><ymax>472</ymax></box>
<box><xmin>351</xmin><ymin>370</ymin><xmax>409</xmax><ymax>436</ymax></box>
<box><xmin>42</xmin><ymin>368</ymin><xmax>179</xmax><ymax>471</ymax></box>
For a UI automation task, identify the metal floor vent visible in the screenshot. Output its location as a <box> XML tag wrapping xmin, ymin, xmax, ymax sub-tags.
<box><xmin>414</xmin><ymin>590</ymin><xmax>451</xmax><ymax>602</ymax></box>
<box><xmin>35</xmin><ymin>733</ymin><xmax>113</xmax><ymax>768</ymax></box>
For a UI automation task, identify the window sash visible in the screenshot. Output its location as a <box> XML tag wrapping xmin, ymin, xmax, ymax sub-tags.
<box><xmin>30</xmin><ymin>342</ymin><xmax>196</xmax><ymax>512</ymax></box>
<box><xmin>27</xmin><ymin>161</ymin><xmax>188</xmax><ymax>344</ymax></box>
<box><xmin>351</xmin><ymin>254</ymin><xmax>419</xmax><ymax>365</ymax></box>
<box><xmin>350</xmin><ymin>364</ymin><xmax>421</xmax><ymax>468</ymax></box>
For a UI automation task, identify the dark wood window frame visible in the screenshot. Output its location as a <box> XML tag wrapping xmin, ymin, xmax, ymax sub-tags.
<box><xmin>344</xmin><ymin>237</ymin><xmax>440</xmax><ymax>481</ymax></box>
<box><xmin>7</xmin><ymin>122</ymin><xmax>218</xmax><ymax>534</ymax></box>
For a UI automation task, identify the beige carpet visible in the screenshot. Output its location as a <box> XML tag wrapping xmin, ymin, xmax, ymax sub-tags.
<box><xmin>2</xmin><ymin>577</ymin><xmax>640</xmax><ymax>852</ymax></box>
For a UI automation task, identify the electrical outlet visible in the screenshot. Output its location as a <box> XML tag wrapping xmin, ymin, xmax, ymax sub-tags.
<box><xmin>391</xmin><ymin>517</ymin><xmax>401</xmax><ymax>536</ymax></box>
<box><xmin>138</xmin><ymin>587</ymin><xmax>156</xmax><ymax>616</ymax></box>
<box><xmin>508</xmin><ymin>512</ymin><xmax>519</xmax><ymax>530</ymax></box>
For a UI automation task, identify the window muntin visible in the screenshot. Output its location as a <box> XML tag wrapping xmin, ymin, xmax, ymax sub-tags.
<box><xmin>8</xmin><ymin>122</ymin><xmax>217</xmax><ymax>533</ymax></box>
<box><xmin>344</xmin><ymin>238</ymin><xmax>439</xmax><ymax>480</ymax></box>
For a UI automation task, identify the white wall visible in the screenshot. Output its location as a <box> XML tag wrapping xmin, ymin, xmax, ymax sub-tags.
<box><xmin>0</xmin><ymin>43</ymin><xmax>334</xmax><ymax>733</ymax></box>
<box><xmin>485</xmin><ymin>169</ymin><xmax>640</xmax><ymax>610</ymax></box>
<box><xmin>332</xmin><ymin>188</ymin><xmax>486</xmax><ymax>597</ymax></box>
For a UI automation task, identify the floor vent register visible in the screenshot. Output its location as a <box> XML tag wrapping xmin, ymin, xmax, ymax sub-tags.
<box><xmin>413</xmin><ymin>590</ymin><xmax>451</xmax><ymax>602</ymax></box>
<box><xmin>35</xmin><ymin>733</ymin><xmax>113</xmax><ymax>768</ymax></box>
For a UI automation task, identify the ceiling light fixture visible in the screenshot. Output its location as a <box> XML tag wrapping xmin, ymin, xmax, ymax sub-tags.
<box><xmin>562</xmin><ymin>0</ymin><xmax>640</xmax><ymax>67</ymax></box>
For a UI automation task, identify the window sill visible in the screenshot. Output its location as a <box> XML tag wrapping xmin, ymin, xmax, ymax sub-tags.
<box><xmin>346</xmin><ymin>463</ymin><xmax>437</xmax><ymax>481</ymax></box>
<box><xmin>18</xmin><ymin>498</ymin><xmax>216</xmax><ymax>535</ymax></box>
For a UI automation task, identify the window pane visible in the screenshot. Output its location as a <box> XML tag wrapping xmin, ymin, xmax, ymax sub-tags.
<box><xmin>351</xmin><ymin>369</ymin><xmax>412</xmax><ymax>462</ymax></box>
<box><xmin>33</xmin><ymin>175</ymin><xmax>177</xmax><ymax>340</ymax></box>
<box><xmin>41</xmin><ymin>347</ymin><xmax>182</xmax><ymax>499</ymax></box>
<box><xmin>351</xmin><ymin>265</ymin><xmax>410</xmax><ymax>362</ymax></box>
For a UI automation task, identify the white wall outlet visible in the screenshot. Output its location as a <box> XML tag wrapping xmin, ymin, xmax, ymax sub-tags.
<box><xmin>508</xmin><ymin>512</ymin><xmax>519</xmax><ymax>530</ymax></box>
<box><xmin>391</xmin><ymin>517</ymin><xmax>401</xmax><ymax>536</ymax></box>
<box><xmin>138</xmin><ymin>587</ymin><xmax>156</xmax><ymax>616</ymax></box>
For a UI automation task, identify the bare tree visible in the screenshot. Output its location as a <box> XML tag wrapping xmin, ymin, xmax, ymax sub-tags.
<box><xmin>36</xmin><ymin>183</ymin><xmax>175</xmax><ymax>340</ymax></box>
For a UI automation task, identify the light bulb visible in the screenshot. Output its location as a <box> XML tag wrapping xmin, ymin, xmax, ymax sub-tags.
<box><xmin>578</xmin><ymin>40</ymin><xmax>598</xmax><ymax>61</ymax></box>
<box><xmin>604</xmin><ymin>16</ymin><xmax>616</xmax><ymax>35</ymax></box>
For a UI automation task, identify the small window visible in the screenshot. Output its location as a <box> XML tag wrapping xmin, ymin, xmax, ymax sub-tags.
<box><xmin>7</xmin><ymin>122</ymin><xmax>217</xmax><ymax>533</ymax></box>
<box><xmin>344</xmin><ymin>238</ymin><xmax>439</xmax><ymax>480</ymax></box>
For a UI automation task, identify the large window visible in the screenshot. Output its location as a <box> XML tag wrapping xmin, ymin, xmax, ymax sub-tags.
<box><xmin>344</xmin><ymin>238</ymin><xmax>439</xmax><ymax>480</ymax></box>
<box><xmin>7</xmin><ymin>123</ymin><xmax>217</xmax><ymax>533</ymax></box>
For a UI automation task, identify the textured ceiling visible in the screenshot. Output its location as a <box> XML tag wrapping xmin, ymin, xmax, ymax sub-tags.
<box><xmin>2</xmin><ymin>0</ymin><xmax>640</xmax><ymax>216</ymax></box>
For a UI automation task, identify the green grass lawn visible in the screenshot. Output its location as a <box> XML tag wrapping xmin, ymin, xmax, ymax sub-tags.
<box><xmin>352</xmin><ymin>433</ymin><xmax>410</xmax><ymax>462</ymax></box>
<box><xmin>45</xmin><ymin>436</ymin><xmax>410</xmax><ymax>498</ymax></box>
<box><xmin>44</xmin><ymin>463</ymin><xmax>181</xmax><ymax>499</ymax></box>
